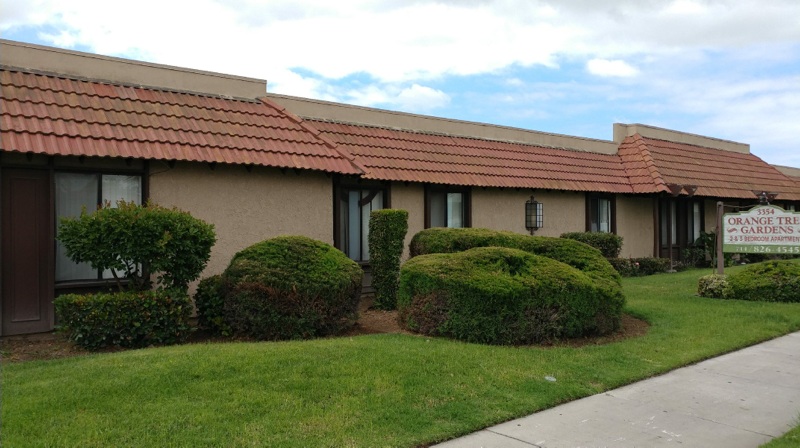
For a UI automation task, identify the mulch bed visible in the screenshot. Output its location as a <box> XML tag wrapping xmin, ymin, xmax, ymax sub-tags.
<box><xmin>0</xmin><ymin>297</ymin><xmax>648</xmax><ymax>363</ymax></box>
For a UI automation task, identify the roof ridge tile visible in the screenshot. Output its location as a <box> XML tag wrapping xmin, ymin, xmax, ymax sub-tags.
<box><xmin>259</xmin><ymin>97</ymin><xmax>366</xmax><ymax>175</ymax></box>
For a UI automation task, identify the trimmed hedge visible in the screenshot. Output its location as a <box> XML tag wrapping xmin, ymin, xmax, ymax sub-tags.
<box><xmin>194</xmin><ymin>274</ymin><xmax>229</xmax><ymax>335</ymax></box>
<box><xmin>561</xmin><ymin>232</ymin><xmax>623</xmax><ymax>259</ymax></box>
<box><xmin>609</xmin><ymin>257</ymin><xmax>671</xmax><ymax>277</ymax></box>
<box><xmin>725</xmin><ymin>261</ymin><xmax>800</xmax><ymax>302</ymax></box>
<box><xmin>368</xmin><ymin>209</ymin><xmax>409</xmax><ymax>310</ymax></box>
<box><xmin>409</xmin><ymin>228</ymin><xmax>622</xmax><ymax>292</ymax></box>
<box><xmin>397</xmin><ymin>247</ymin><xmax>624</xmax><ymax>344</ymax></box>
<box><xmin>222</xmin><ymin>236</ymin><xmax>363</xmax><ymax>340</ymax></box>
<box><xmin>54</xmin><ymin>290</ymin><xmax>192</xmax><ymax>350</ymax></box>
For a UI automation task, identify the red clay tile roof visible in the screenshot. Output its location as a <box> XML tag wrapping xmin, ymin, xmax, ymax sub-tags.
<box><xmin>0</xmin><ymin>68</ymin><xmax>361</xmax><ymax>175</ymax></box>
<box><xmin>308</xmin><ymin>119</ymin><xmax>634</xmax><ymax>193</ymax></box>
<box><xmin>619</xmin><ymin>134</ymin><xmax>800</xmax><ymax>200</ymax></box>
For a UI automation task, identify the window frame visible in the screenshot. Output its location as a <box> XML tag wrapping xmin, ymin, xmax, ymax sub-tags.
<box><xmin>332</xmin><ymin>176</ymin><xmax>390</xmax><ymax>263</ymax></box>
<box><xmin>424</xmin><ymin>185</ymin><xmax>472</xmax><ymax>229</ymax></box>
<box><xmin>585</xmin><ymin>193</ymin><xmax>617</xmax><ymax>233</ymax></box>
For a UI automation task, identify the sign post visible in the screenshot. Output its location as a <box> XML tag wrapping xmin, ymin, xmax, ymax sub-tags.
<box><xmin>717</xmin><ymin>202</ymin><xmax>724</xmax><ymax>275</ymax></box>
<box><xmin>721</xmin><ymin>205</ymin><xmax>800</xmax><ymax>273</ymax></box>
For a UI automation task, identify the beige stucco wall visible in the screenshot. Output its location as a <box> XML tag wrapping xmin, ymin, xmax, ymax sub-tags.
<box><xmin>148</xmin><ymin>162</ymin><xmax>333</xmax><ymax>284</ymax></box>
<box><xmin>388</xmin><ymin>182</ymin><xmax>425</xmax><ymax>260</ymax></box>
<box><xmin>470</xmin><ymin>189</ymin><xmax>586</xmax><ymax>237</ymax></box>
<box><xmin>705</xmin><ymin>199</ymin><xmax>721</xmax><ymax>234</ymax></box>
<box><xmin>616</xmin><ymin>196</ymin><xmax>655</xmax><ymax>258</ymax></box>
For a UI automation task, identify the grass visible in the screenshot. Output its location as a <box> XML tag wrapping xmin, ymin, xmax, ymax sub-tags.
<box><xmin>3</xmin><ymin>264</ymin><xmax>800</xmax><ymax>447</ymax></box>
<box><xmin>761</xmin><ymin>415</ymin><xmax>800</xmax><ymax>447</ymax></box>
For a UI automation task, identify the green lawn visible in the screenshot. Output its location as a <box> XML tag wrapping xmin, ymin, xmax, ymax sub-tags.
<box><xmin>4</xmin><ymin>264</ymin><xmax>800</xmax><ymax>447</ymax></box>
<box><xmin>762</xmin><ymin>424</ymin><xmax>800</xmax><ymax>447</ymax></box>
<box><xmin>761</xmin><ymin>415</ymin><xmax>800</xmax><ymax>447</ymax></box>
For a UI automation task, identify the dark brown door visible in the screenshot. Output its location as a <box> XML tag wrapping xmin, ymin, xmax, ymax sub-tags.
<box><xmin>2</xmin><ymin>169</ymin><xmax>53</xmax><ymax>335</ymax></box>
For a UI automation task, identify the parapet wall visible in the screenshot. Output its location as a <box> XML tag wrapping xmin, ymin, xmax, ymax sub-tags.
<box><xmin>0</xmin><ymin>39</ymin><xmax>266</xmax><ymax>99</ymax></box>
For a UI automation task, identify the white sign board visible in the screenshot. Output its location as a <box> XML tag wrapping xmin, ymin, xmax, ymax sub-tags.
<box><xmin>722</xmin><ymin>205</ymin><xmax>800</xmax><ymax>254</ymax></box>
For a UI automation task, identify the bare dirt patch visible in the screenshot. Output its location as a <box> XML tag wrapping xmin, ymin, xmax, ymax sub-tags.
<box><xmin>0</xmin><ymin>298</ymin><xmax>648</xmax><ymax>363</ymax></box>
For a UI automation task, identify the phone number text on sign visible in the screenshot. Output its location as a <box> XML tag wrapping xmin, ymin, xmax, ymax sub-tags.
<box><xmin>728</xmin><ymin>245</ymin><xmax>800</xmax><ymax>254</ymax></box>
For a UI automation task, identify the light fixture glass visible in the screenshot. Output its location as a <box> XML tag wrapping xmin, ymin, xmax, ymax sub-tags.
<box><xmin>525</xmin><ymin>196</ymin><xmax>543</xmax><ymax>234</ymax></box>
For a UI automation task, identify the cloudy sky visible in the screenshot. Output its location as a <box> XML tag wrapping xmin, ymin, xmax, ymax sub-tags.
<box><xmin>2</xmin><ymin>0</ymin><xmax>799</xmax><ymax>166</ymax></box>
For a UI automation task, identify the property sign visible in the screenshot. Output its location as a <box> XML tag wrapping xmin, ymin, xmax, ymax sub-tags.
<box><xmin>723</xmin><ymin>205</ymin><xmax>800</xmax><ymax>254</ymax></box>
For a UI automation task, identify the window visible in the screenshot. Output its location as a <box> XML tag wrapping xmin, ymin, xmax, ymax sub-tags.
<box><xmin>658</xmin><ymin>198</ymin><xmax>704</xmax><ymax>257</ymax></box>
<box><xmin>425</xmin><ymin>186</ymin><xmax>470</xmax><ymax>228</ymax></box>
<box><xmin>660</xmin><ymin>200</ymin><xmax>676</xmax><ymax>246</ymax></box>
<box><xmin>688</xmin><ymin>200</ymin><xmax>703</xmax><ymax>244</ymax></box>
<box><xmin>336</xmin><ymin>186</ymin><xmax>386</xmax><ymax>262</ymax></box>
<box><xmin>55</xmin><ymin>172</ymin><xmax>142</xmax><ymax>282</ymax></box>
<box><xmin>587</xmin><ymin>194</ymin><xmax>615</xmax><ymax>233</ymax></box>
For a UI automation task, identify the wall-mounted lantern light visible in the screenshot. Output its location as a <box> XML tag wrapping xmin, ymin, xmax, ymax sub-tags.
<box><xmin>525</xmin><ymin>195</ymin><xmax>543</xmax><ymax>234</ymax></box>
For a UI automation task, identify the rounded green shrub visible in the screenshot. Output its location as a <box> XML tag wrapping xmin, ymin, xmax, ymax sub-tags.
<box><xmin>58</xmin><ymin>201</ymin><xmax>216</xmax><ymax>293</ymax></box>
<box><xmin>725</xmin><ymin>261</ymin><xmax>800</xmax><ymax>302</ymax></box>
<box><xmin>221</xmin><ymin>236</ymin><xmax>363</xmax><ymax>340</ymax></box>
<box><xmin>397</xmin><ymin>247</ymin><xmax>624</xmax><ymax>344</ymax></box>
<box><xmin>194</xmin><ymin>274</ymin><xmax>230</xmax><ymax>335</ymax></box>
<box><xmin>409</xmin><ymin>227</ymin><xmax>622</xmax><ymax>293</ymax></box>
<box><xmin>697</xmin><ymin>274</ymin><xmax>728</xmax><ymax>298</ymax></box>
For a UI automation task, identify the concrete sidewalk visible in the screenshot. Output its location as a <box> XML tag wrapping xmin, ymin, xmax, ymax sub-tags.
<box><xmin>435</xmin><ymin>332</ymin><xmax>800</xmax><ymax>448</ymax></box>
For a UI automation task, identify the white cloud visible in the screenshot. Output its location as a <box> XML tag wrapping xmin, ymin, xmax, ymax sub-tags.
<box><xmin>586</xmin><ymin>59</ymin><xmax>640</xmax><ymax>77</ymax></box>
<box><xmin>664</xmin><ymin>76</ymin><xmax>800</xmax><ymax>164</ymax></box>
<box><xmin>395</xmin><ymin>84</ymin><xmax>451</xmax><ymax>111</ymax></box>
<box><xmin>4</xmin><ymin>0</ymin><xmax>799</xmax><ymax>83</ymax></box>
<box><xmin>0</xmin><ymin>0</ymin><xmax>54</xmax><ymax>30</ymax></box>
<box><xmin>663</xmin><ymin>0</ymin><xmax>708</xmax><ymax>15</ymax></box>
<box><xmin>341</xmin><ymin>83</ymin><xmax>450</xmax><ymax>112</ymax></box>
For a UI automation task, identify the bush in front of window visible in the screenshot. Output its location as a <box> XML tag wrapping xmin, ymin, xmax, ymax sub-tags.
<box><xmin>58</xmin><ymin>201</ymin><xmax>216</xmax><ymax>293</ymax></box>
<box><xmin>608</xmin><ymin>257</ymin><xmax>671</xmax><ymax>277</ymax></box>
<box><xmin>560</xmin><ymin>232</ymin><xmax>623</xmax><ymax>259</ymax></box>
<box><xmin>194</xmin><ymin>274</ymin><xmax>230</xmax><ymax>335</ymax></box>
<box><xmin>398</xmin><ymin>247</ymin><xmax>621</xmax><ymax>344</ymax></box>
<box><xmin>368</xmin><ymin>209</ymin><xmax>409</xmax><ymax>310</ymax></box>
<box><xmin>221</xmin><ymin>236</ymin><xmax>363</xmax><ymax>340</ymax></box>
<box><xmin>724</xmin><ymin>261</ymin><xmax>800</xmax><ymax>303</ymax></box>
<box><xmin>54</xmin><ymin>290</ymin><xmax>192</xmax><ymax>350</ymax></box>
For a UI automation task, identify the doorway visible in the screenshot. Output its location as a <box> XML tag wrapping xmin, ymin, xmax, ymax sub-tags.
<box><xmin>1</xmin><ymin>169</ymin><xmax>53</xmax><ymax>335</ymax></box>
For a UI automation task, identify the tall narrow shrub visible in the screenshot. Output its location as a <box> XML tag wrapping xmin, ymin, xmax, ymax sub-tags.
<box><xmin>368</xmin><ymin>209</ymin><xmax>409</xmax><ymax>310</ymax></box>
